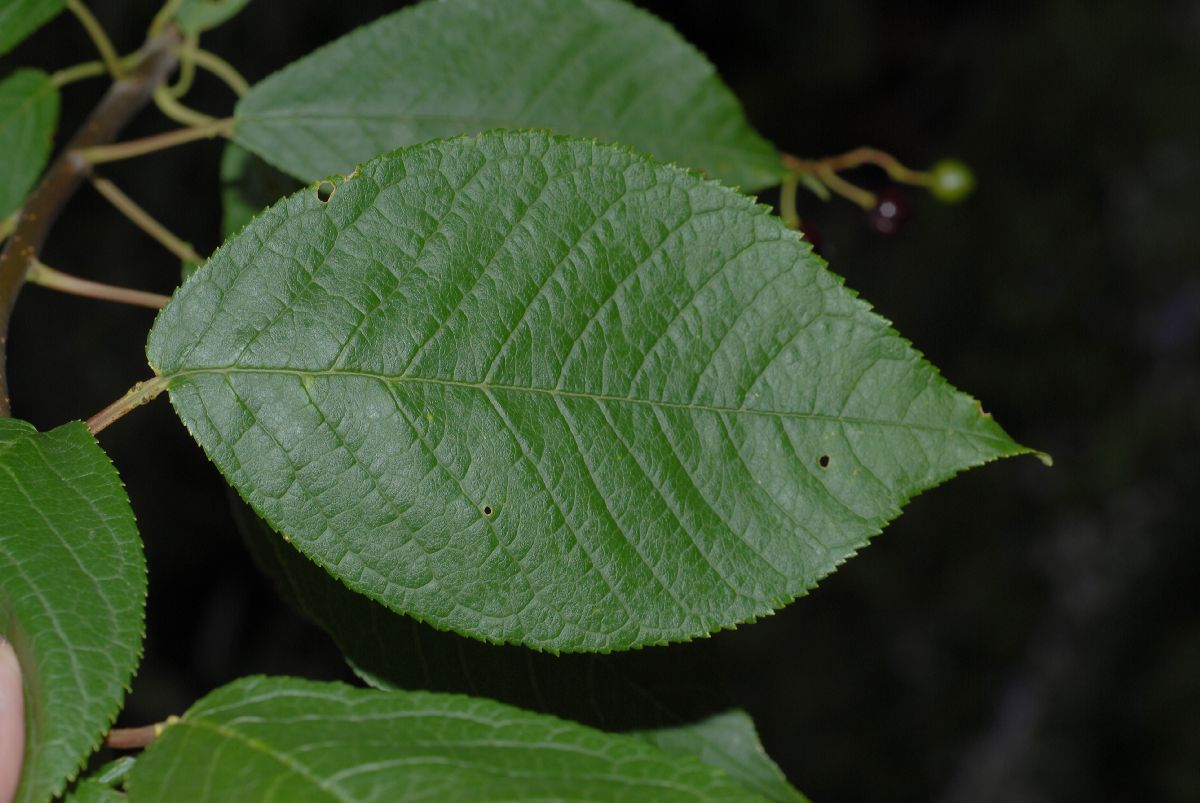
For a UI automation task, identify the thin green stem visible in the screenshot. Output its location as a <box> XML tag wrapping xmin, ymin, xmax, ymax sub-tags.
<box><xmin>90</xmin><ymin>175</ymin><xmax>203</xmax><ymax>264</ymax></box>
<box><xmin>27</xmin><ymin>260</ymin><xmax>170</xmax><ymax>309</ymax></box>
<box><xmin>816</xmin><ymin>164</ymin><xmax>877</xmax><ymax>210</ymax></box>
<box><xmin>50</xmin><ymin>53</ymin><xmax>142</xmax><ymax>88</ymax></box>
<box><xmin>149</xmin><ymin>0</ymin><xmax>185</xmax><ymax>37</ymax></box>
<box><xmin>153</xmin><ymin>85</ymin><xmax>216</xmax><ymax>127</ymax></box>
<box><xmin>75</xmin><ymin>117</ymin><xmax>233</xmax><ymax>164</ymax></box>
<box><xmin>168</xmin><ymin>30</ymin><xmax>200</xmax><ymax>98</ymax></box>
<box><xmin>779</xmin><ymin>174</ymin><xmax>800</xmax><ymax>229</ymax></box>
<box><xmin>50</xmin><ymin>60</ymin><xmax>106</xmax><ymax>88</ymax></box>
<box><xmin>782</xmin><ymin>147</ymin><xmax>934</xmax><ymax>210</ymax></box>
<box><xmin>87</xmin><ymin>376</ymin><xmax>172</xmax><ymax>436</ymax></box>
<box><xmin>66</xmin><ymin>0</ymin><xmax>125</xmax><ymax>79</ymax></box>
<box><xmin>188</xmin><ymin>47</ymin><xmax>251</xmax><ymax>96</ymax></box>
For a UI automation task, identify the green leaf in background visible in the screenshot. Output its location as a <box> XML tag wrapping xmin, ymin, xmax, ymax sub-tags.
<box><xmin>218</xmin><ymin>141</ymin><xmax>299</xmax><ymax>240</ymax></box>
<box><xmin>233</xmin><ymin>0</ymin><xmax>783</xmax><ymax>190</ymax></box>
<box><xmin>62</xmin><ymin>755</ymin><xmax>134</xmax><ymax>802</ymax></box>
<box><xmin>62</xmin><ymin>779</ymin><xmax>124</xmax><ymax>803</ymax></box>
<box><xmin>125</xmin><ymin>676</ymin><xmax>769</xmax><ymax>802</ymax></box>
<box><xmin>173</xmin><ymin>0</ymin><xmax>252</xmax><ymax>35</ymax></box>
<box><xmin>179</xmin><ymin>256</ymin><xmax>202</xmax><ymax>283</ymax></box>
<box><xmin>637</xmin><ymin>711</ymin><xmax>809</xmax><ymax>803</ymax></box>
<box><xmin>0</xmin><ymin>0</ymin><xmax>66</xmax><ymax>56</ymax></box>
<box><xmin>0</xmin><ymin>420</ymin><xmax>146</xmax><ymax>803</ymax></box>
<box><xmin>0</xmin><ymin>69</ymin><xmax>59</xmax><ymax>222</ymax></box>
<box><xmin>148</xmin><ymin>130</ymin><xmax>1032</xmax><ymax>653</ymax></box>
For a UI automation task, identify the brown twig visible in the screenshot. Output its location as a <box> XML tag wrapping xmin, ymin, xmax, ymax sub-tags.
<box><xmin>104</xmin><ymin>716</ymin><xmax>178</xmax><ymax>750</ymax></box>
<box><xmin>0</xmin><ymin>29</ymin><xmax>181</xmax><ymax>416</ymax></box>
<box><xmin>76</xmin><ymin>117</ymin><xmax>233</xmax><ymax>165</ymax></box>
<box><xmin>87</xmin><ymin>375</ymin><xmax>171</xmax><ymax>435</ymax></box>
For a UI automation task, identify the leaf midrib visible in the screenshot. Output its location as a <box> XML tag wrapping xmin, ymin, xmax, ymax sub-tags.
<box><xmin>159</xmin><ymin>365</ymin><xmax>1009</xmax><ymax>444</ymax></box>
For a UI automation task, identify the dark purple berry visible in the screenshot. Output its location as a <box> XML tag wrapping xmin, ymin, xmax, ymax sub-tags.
<box><xmin>867</xmin><ymin>187</ymin><xmax>911</xmax><ymax>235</ymax></box>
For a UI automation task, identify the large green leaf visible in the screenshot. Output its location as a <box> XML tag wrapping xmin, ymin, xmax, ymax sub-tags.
<box><xmin>0</xmin><ymin>420</ymin><xmax>146</xmax><ymax>803</ymax></box>
<box><xmin>0</xmin><ymin>69</ymin><xmax>59</xmax><ymax>221</ymax></box>
<box><xmin>148</xmin><ymin>130</ymin><xmax>1032</xmax><ymax>653</ymax></box>
<box><xmin>0</xmin><ymin>0</ymin><xmax>65</xmax><ymax>56</ymax></box>
<box><xmin>233</xmin><ymin>0</ymin><xmax>783</xmax><ymax>190</ymax></box>
<box><xmin>637</xmin><ymin>711</ymin><xmax>809</xmax><ymax>803</ymax></box>
<box><xmin>125</xmin><ymin>676</ymin><xmax>767</xmax><ymax>801</ymax></box>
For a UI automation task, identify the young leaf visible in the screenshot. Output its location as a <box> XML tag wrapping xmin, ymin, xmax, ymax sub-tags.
<box><xmin>173</xmin><ymin>0</ymin><xmax>252</xmax><ymax>35</ymax></box>
<box><xmin>0</xmin><ymin>69</ymin><xmax>59</xmax><ymax>221</ymax></box>
<box><xmin>636</xmin><ymin>711</ymin><xmax>809</xmax><ymax>803</ymax></box>
<box><xmin>147</xmin><ymin>131</ymin><xmax>1033</xmax><ymax>653</ymax></box>
<box><xmin>233</xmin><ymin>0</ymin><xmax>783</xmax><ymax>190</ymax></box>
<box><xmin>0</xmin><ymin>0</ymin><xmax>66</xmax><ymax>57</ymax></box>
<box><xmin>0</xmin><ymin>420</ymin><xmax>146</xmax><ymax>802</ymax></box>
<box><xmin>124</xmin><ymin>676</ymin><xmax>768</xmax><ymax>802</ymax></box>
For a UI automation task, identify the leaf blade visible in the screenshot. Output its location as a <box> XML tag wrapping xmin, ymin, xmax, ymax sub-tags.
<box><xmin>0</xmin><ymin>419</ymin><xmax>146</xmax><ymax>803</ymax></box>
<box><xmin>173</xmin><ymin>0</ymin><xmax>251</xmax><ymax>35</ymax></box>
<box><xmin>233</xmin><ymin>0</ymin><xmax>782</xmax><ymax>190</ymax></box>
<box><xmin>125</xmin><ymin>676</ymin><xmax>767</xmax><ymax>802</ymax></box>
<box><xmin>0</xmin><ymin>69</ymin><xmax>59</xmax><ymax>221</ymax></box>
<box><xmin>0</xmin><ymin>0</ymin><xmax>66</xmax><ymax>57</ymax></box>
<box><xmin>149</xmin><ymin>131</ymin><xmax>1030</xmax><ymax>652</ymax></box>
<box><xmin>637</xmin><ymin>711</ymin><xmax>809</xmax><ymax>803</ymax></box>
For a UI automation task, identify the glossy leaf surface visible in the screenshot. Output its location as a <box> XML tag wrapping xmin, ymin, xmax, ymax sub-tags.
<box><xmin>234</xmin><ymin>0</ymin><xmax>782</xmax><ymax>190</ymax></box>
<box><xmin>637</xmin><ymin>711</ymin><xmax>809</xmax><ymax>803</ymax></box>
<box><xmin>0</xmin><ymin>420</ymin><xmax>145</xmax><ymax>802</ymax></box>
<box><xmin>125</xmin><ymin>676</ymin><xmax>765</xmax><ymax>801</ymax></box>
<box><xmin>149</xmin><ymin>131</ymin><xmax>1029</xmax><ymax>652</ymax></box>
<box><xmin>0</xmin><ymin>0</ymin><xmax>65</xmax><ymax>56</ymax></box>
<box><xmin>0</xmin><ymin>69</ymin><xmax>59</xmax><ymax>221</ymax></box>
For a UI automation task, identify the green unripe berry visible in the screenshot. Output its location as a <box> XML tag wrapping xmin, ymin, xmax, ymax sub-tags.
<box><xmin>928</xmin><ymin>159</ymin><xmax>976</xmax><ymax>204</ymax></box>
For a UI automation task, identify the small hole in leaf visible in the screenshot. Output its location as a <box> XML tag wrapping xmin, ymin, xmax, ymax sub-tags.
<box><xmin>316</xmin><ymin>180</ymin><xmax>336</xmax><ymax>203</ymax></box>
<box><xmin>817</xmin><ymin>454</ymin><xmax>831</xmax><ymax>469</ymax></box>
<box><xmin>482</xmin><ymin>505</ymin><xmax>494</xmax><ymax>517</ymax></box>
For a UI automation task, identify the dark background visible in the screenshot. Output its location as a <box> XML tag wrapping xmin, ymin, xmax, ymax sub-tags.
<box><xmin>4</xmin><ymin>2</ymin><xmax>1199</xmax><ymax>801</ymax></box>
